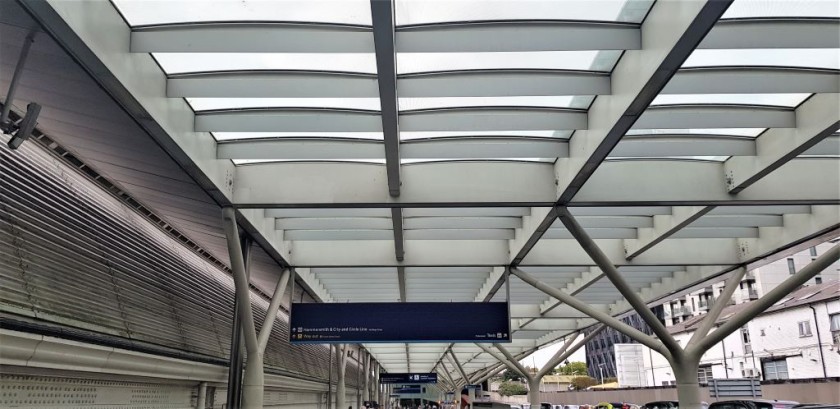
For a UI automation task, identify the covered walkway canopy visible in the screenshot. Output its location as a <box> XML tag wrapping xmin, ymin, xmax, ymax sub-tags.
<box><xmin>2</xmin><ymin>0</ymin><xmax>838</xmax><ymax>405</ymax></box>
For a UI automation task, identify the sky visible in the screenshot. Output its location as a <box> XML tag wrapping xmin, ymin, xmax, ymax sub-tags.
<box><xmin>517</xmin><ymin>333</ymin><xmax>587</xmax><ymax>371</ymax></box>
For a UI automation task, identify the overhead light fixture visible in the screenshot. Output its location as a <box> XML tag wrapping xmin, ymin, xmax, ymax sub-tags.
<box><xmin>5</xmin><ymin>102</ymin><xmax>41</xmax><ymax>150</ymax></box>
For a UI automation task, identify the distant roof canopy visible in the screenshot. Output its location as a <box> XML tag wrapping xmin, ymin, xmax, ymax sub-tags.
<box><xmin>22</xmin><ymin>0</ymin><xmax>840</xmax><ymax>379</ymax></box>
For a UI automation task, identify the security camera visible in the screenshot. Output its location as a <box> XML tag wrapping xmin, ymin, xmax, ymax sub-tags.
<box><xmin>6</xmin><ymin>102</ymin><xmax>41</xmax><ymax>150</ymax></box>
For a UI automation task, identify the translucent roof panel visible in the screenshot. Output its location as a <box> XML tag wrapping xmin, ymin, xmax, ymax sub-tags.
<box><xmin>626</xmin><ymin>128</ymin><xmax>766</xmax><ymax>137</ymax></box>
<box><xmin>402</xmin><ymin>158</ymin><xmax>555</xmax><ymax>164</ymax></box>
<box><xmin>684</xmin><ymin>49</ymin><xmax>840</xmax><ymax>70</ymax></box>
<box><xmin>722</xmin><ymin>0</ymin><xmax>840</xmax><ymax>19</ymax></box>
<box><xmin>399</xmin><ymin>96</ymin><xmax>594</xmax><ymax>110</ymax></box>
<box><xmin>154</xmin><ymin>53</ymin><xmax>378</xmax><ymax>74</ymax></box>
<box><xmin>233</xmin><ymin>159</ymin><xmax>385</xmax><ymax>165</ymax></box>
<box><xmin>394</xmin><ymin>0</ymin><xmax>654</xmax><ymax>25</ymax></box>
<box><xmin>188</xmin><ymin>97</ymin><xmax>381</xmax><ymax>111</ymax></box>
<box><xmin>651</xmin><ymin>94</ymin><xmax>812</xmax><ymax>108</ymax></box>
<box><xmin>214</xmin><ymin>132</ymin><xmax>384</xmax><ymax>141</ymax></box>
<box><xmin>397</xmin><ymin>50</ymin><xmax>621</xmax><ymax>74</ymax></box>
<box><xmin>400</xmin><ymin>130</ymin><xmax>573</xmax><ymax>140</ymax></box>
<box><xmin>112</xmin><ymin>0</ymin><xmax>373</xmax><ymax>26</ymax></box>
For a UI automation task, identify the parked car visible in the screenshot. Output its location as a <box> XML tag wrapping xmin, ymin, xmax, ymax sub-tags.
<box><xmin>708</xmin><ymin>400</ymin><xmax>799</xmax><ymax>409</ymax></box>
<box><xmin>540</xmin><ymin>403</ymin><xmax>553</xmax><ymax>409</ymax></box>
<box><xmin>643</xmin><ymin>401</ymin><xmax>709</xmax><ymax>409</ymax></box>
<box><xmin>563</xmin><ymin>406</ymin><xmax>580</xmax><ymax>409</ymax></box>
<box><xmin>793</xmin><ymin>405</ymin><xmax>840</xmax><ymax>409</ymax></box>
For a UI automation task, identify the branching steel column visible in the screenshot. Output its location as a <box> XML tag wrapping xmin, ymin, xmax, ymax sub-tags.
<box><xmin>511</xmin><ymin>267</ymin><xmax>669</xmax><ymax>358</ymax></box>
<box><xmin>371</xmin><ymin>0</ymin><xmax>401</xmax><ymax>197</ymax></box>
<box><xmin>225</xmin><ymin>235</ymin><xmax>250</xmax><ymax>409</ymax></box>
<box><xmin>694</xmin><ymin>243</ymin><xmax>840</xmax><ymax>353</ymax></box>
<box><xmin>556</xmin><ymin>206</ymin><xmax>682</xmax><ymax>354</ymax></box>
<box><xmin>448</xmin><ymin>351</ymin><xmax>470</xmax><ymax>386</ymax></box>
<box><xmin>687</xmin><ymin>267</ymin><xmax>746</xmax><ymax>347</ymax></box>
<box><xmin>0</xmin><ymin>32</ymin><xmax>35</xmax><ymax>126</ymax></box>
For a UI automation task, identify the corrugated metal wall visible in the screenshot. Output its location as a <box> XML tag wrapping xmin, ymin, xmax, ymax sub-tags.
<box><xmin>0</xmin><ymin>135</ymin><xmax>362</xmax><ymax>385</ymax></box>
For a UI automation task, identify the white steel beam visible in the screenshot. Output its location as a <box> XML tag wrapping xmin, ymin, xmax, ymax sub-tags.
<box><xmin>233</xmin><ymin>159</ymin><xmax>839</xmax><ymax>207</ymax></box>
<box><xmin>725</xmin><ymin>93</ymin><xmax>840</xmax><ymax>193</ymax></box>
<box><xmin>634</xmin><ymin>105</ymin><xmax>795</xmax><ymax>130</ymax></box>
<box><xmin>233</xmin><ymin>161</ymin><xmax>556</xmax><ymax>206</ymax></box>
<box><xmin>399</xmin><ymin>70</ymin><xmax>611</xmax><ymax>97</ymax></box>
<box><xmin>130</xmin><ymin>23</ymin><xmax>374</xmax><ymax>53</ymax></box>
<box><xmin>167</xmin><ymin>71</ymin><xmax>379</xmax><ymax>98</ymax></box>
<box><xmin>699</xmin><ymin>19</ymin><xmax>840</xmax><ymax>49</ymax></box>
<box><xmin>625</xmin><ymin>206</ymin><xmax>714</xmax><ymax>259</ymax></box>
<box><xmin>396</xmin><ymin>21</ymin><xmax>640</xmax><ymax>52</ymax></box>
<box><xmin>195</xmin><ymin>109</ymin><xmax>382</xmax><ymax>133</ymax></box>
<box><xmin>399</xmin><ymin>108</ymin><xmax>587</xmax><ymax>132</ymax></box>
<box><xmin>573</xmin><ymin>158</ymin><xmax>840</xmax><ymax>206</ymax></box>
<box><xmin>662</xmin><ymin>67</ymin><xmax>840</xmax><ymax>95</ymax></box>
<box><xmin>217</xmin><ymin>138</ymin><xmax>567</xmax><ymax>160</ymax></box>
<box><xmin>612</xmin><ymin>135</ymin><xmax>755</xmax><ymax>157</ymax></box>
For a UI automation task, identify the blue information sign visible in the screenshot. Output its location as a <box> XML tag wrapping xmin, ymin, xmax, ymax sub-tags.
<box><xmin>380</xmin><ymin>373</ymin><xmax>438</xmax><ymax>384</ymax></box>
<box><xmin>394</xmin><ymin>385</ymin><xmax>423</xmax><ymax>394</ymax></box>
<box><xmin>290</xmin><ymin>302</ymin><xmax>510</xmax><ymax>343</ymax></box>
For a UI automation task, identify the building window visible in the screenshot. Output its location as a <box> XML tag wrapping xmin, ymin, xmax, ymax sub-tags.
<box><xmin>815</xmin><ymin>276</ymin><xmax>822</xmax><ymax>284</ymax></box>
<box><xmin>809</xmin><ymin>247</ymin><xmax>817</xmax><ymax>257</ymax></box>
<box><xmin>741</xmin><ymin>327</ymin><xmax>751</xmax><ymax>344</ymax></box>
<box><xmin>697</xmin><ymin>365</ymin><xmax>713</xmax><ymax>385</ymax></box>
<box><xmin>763</xmin><ymin>359</ymin><xmax>789</xmax><ymax>380</ymax></box>
<box><xmin>787</xmin><ymin>258</ymin><xmax>796</xmax><ymax>274</ymax></box>
<box><xmin>830</xmin><ymin>313</ymin><xmax>840</xmax><ymax>345</ymax></box>
<box><xmin>799</xmin><ymin>321</ymin><xmax>813</xmax><ymax>337</ymax></box>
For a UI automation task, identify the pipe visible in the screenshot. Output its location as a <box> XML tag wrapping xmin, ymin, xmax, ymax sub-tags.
<box><xmin>1</xmin><ymin>32</ymin><xmax>35</xmax><ymax>126</ymax></box>
<box><xmin>196</xmin><ymin>382</ymin><xmax>207</xmax><ymax>409</ymax></box>
<box><xmin>809</xmin><ymin>304</ymin><xmax>828</xmax><ymax>379</ymax></box>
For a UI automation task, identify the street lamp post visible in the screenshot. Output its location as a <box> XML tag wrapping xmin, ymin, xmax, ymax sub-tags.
<box><xmin>598</xmin><ymin>364</ymin><xmax>606</xmax><ymax>385</ymax></box>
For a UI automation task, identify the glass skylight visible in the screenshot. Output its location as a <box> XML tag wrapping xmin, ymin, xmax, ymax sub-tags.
<box><xmin>626</xmin><ymin>128</ymin><xmax>766</xmax><ymax>137</ymax></box>
<box><xmin>651</xmin><ymin>94</ymin><xmax>812</xmax><ymax>108</ymax></box>
<box><xmin>722</xmin><ymin>0</ymin><xmax>840</xmax><ymax>19</ymax></box>
<box><xmin>112</xmin><ymin>0</ymin><xmax>373</xmax><ymax>26</ymax></box>
<box><xmin>187</xmin><ymin>98</ymin><xmax>381</xmax><ymax>111</ymax></box>
<box><xmin>684</xmin><ymin>49</ymin><xmax>840</xmax><ymax>70</ymax></box>
<box><xmin>398</xmin><ymin>96</ymin><xmax>594</xmax><ymax>110</ymax></box>
<box><xmin>154</xmin><ymin>53</ymin><xmax>377</xmax><ymax>75</ymax></box>
<box><xmin>402</xmin><ymin>158</ymin><xmax>555</xmax><ymax>164</ymax></box>
<box><xmin>233</xmin><ymin>159</ymin><xmax>385</xmax><ymax>165</ymax></box>
<box><xmin>214</xmin><ymin>132</ymin><xmax>384</xmax><ymax>141</ymax></box>
<box><xmin>397</xmin><ymin>50</ymin><xmax>622</xmax><ymax>74</ymax></box>
<box><xmin>400</xmin><ymin>130</ymin><xmax>573</xmax><ymax>140</ymax></box>
<box><xmin>394</xmin><ymin>0</ymin><xmax>654</xmax><ymax>25</ymax></box>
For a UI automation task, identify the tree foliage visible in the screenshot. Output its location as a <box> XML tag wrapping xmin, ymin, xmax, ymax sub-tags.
<box><xmin>502</xmin><ymin>369</ymin><xmax>522</xmax><ymax>382</ymax></box>
<box><xmin>498</xmin><ymin>381</ymin><xmax>528</xmax><ymax>396</ymax></box>
<box><xmin>553</xmin><ymin>361</ymin><xmax>588</xmax><ymax>375</ymax></box>
<box><xmin>570</xmin><ymin>376</ymin><xmax>597</xmax><ymax>390</ymax></box>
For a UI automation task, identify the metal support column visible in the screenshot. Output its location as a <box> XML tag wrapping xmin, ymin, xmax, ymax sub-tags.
<box><xmin>0</xmin><ymin>32</ymin><xmax>35</xmax><ymax>127</ymax></box>
<box><xmin>225</xmin><ymin>235</ymin><xmax>250</xmax><ymax>409</ymax></box>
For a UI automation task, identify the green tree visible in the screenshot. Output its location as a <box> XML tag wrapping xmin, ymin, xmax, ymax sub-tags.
<box><xmin>502</xmin><ymin>369</ymin><xmax>522</xmax><ymax>382</ymax></box>
<box><xmin>498</xmin><ymin>381</ymin><xmax>528</xmax><ymax>396</ymax></box>
<box><xmin>570</xmin><ymin>376</ymin><xmax>597</xmax><ymax>390</ymax></box>
<box><xmin>554</xmin><ymin>361</ymin><xmax>588</xmax><ymax>376</ymax></box>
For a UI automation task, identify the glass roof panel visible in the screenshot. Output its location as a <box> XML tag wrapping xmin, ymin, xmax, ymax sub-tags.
<box><xmin>187</xmin><ymin>97</ymin><xmax>381</xmax><ymax>111</ymax></box>
<box><xmin>154</xmin><ymin>53</ymin><xmax>377</xmax><ymax>74</ymax></box>
<box><xmin>214</xmin><ymin>132</ymin><xmax>384</xmax><ymax>141</ymax></box>
<box><xmin>402</xmin><ymin>158</ymin><xmax>555</xmax><ymax>164</ymax></box>
<box><xmin>399</xmin><ymin>96</ymin><xmax>594</xmax><ymax>110</ymax></box>
<box><xmin>722</xmin><ymin>0</ymin><xmax>840</xmax><ymax>19</ymax></box>
<box><xmin>112</xmin><ymin>0</ymin><xmax>373</xmax><ymax>26</ymax></box>
<box><xmin>233</xmin><ymin>159</ymin><xmax>385</xmax><ymax>165</ymax></box>
<box><xmin>626</xmin><ymin>128</ymin><xmax>766</xmax><ymax>137</ymax></box>
<box><xmin>651</xmin><ymin>93</ymin><xmax>812</xmax><ymax>108</ymax></box>
<box><xmin>397</xmin><ymin>50</ymin><xmax>621</xmax><ymax>73</ymax></box>
<box><xmin>401</xmin><ymin>130</ymin><xmax>573</xmax><ymax>140</ymax></box>
<box><xmin>607</xmin><ymin>156</ymin><xmax>730</xmax><ymax>162</ymax></box>
<box><xmin>684</xmin><ymin>49</ymin><xmax>840</xmax><ymax>70</ymax></box>
<box><xmin>394</xmin><ymin>0</ymin><xmax>654</xmax><ymax>25</ymax></box>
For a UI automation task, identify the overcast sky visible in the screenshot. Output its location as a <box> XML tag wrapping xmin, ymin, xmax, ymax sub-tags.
<box><xmin>517</xmin><ymin>333</ymin><xmax>587</xmax><ymax>371</ymax></box>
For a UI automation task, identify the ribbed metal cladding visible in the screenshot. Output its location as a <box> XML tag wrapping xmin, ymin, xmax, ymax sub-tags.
<box><xmin>0</xmin><ymin>136</ymin><xmax>361</xmax><ymax>383</ymax></box>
